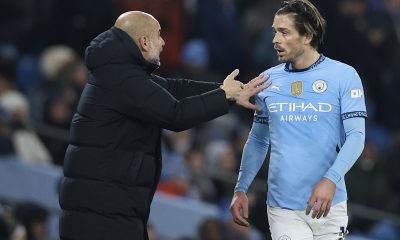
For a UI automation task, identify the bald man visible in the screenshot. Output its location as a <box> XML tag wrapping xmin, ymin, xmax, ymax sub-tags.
<box><xmin>59</xmin><ymin>11</ymin><xmax>269</xmax><ymax>240</ymax></box>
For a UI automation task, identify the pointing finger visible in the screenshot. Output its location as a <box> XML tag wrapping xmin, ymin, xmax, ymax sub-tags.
<box><xmin>229</xmin><ymin>69</ymin><xmax>240</xmax><ymax>79</ymax></box>
<box><xmin>255</xmin><ymin>75</ymin><xmax>269</xmax><ymax>85</ymax></box>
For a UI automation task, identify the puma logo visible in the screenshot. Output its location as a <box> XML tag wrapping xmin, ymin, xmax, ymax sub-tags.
<box><xmin>271</xmin><ymin>85</ymin><xmax>280</xmax><ymax>91</ymax></box>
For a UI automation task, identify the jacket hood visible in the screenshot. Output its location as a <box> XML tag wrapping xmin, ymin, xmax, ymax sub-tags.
<box><xmin>84</xmin><ymin>27</ymin><xmax>158</xmax><ymax>73</ymax></box>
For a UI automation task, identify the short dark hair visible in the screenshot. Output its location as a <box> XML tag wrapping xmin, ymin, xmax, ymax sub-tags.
<box><xmin>276</xmin><ymin>0</ymin><xmax>326</xmax><ymax>49</ymax></box>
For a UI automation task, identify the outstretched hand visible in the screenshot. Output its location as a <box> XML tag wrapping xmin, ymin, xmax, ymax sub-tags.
<box><xmin>238</xmin><ymin>73</ymin><xmax>270</xmax><ymax>111</ymax></box>
<box><xmin>220</xmin><ymin>69</ymin><xmax>242</xmax><ymax>100</ymax></box>
<box><xmin>220</xmin><ymin>69</ymin><xmax>270</xmax><ymax>111</ymax></box>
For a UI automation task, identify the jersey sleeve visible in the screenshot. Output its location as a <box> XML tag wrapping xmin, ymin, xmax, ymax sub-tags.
<box><xmin>324</xmin><ymin>67</ymin><xmax>367</xmax><ymax>184</ymax></box>
<box><xmin>324</xmin><ymin>117</ymin><xmax>365</xmax><ymax>184</ymax></box>
<box><xmin>234</xmin><ymin>91</ymin><xmax>270</xmax><ymax>193</ymax></box>
<box><xmin>340</xmin><ymin>67</ymin><xmax>367</xmax><ymax>120</ymax></box>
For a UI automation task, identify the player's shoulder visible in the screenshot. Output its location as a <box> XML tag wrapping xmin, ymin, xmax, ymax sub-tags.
<box><xmin>261</xmin><ymin>63</ymin><xmax>286</xmax><ymax>76</ymax></box>
<box><xmin>324</xmin><ymin>57</ymin><xmax>357</xmax><ymax>74</ymax></box>
<box><xmin>257</xmin><ymin>64</ymin><xmax>286</xmax><ymax>98</ymax></box>
<box><xmin>324</xmin><ymin>57</ymin><xmax>360</xmax><ymax>84</ymax></box>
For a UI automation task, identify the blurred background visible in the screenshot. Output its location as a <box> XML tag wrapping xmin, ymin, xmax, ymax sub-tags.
<box><xmin>0</xmin><ymin>0</ymin><xmax>400</xmax><ymax>239</ymax></box>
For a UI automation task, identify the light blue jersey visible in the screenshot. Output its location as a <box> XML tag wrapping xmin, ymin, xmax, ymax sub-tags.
<box><xmin>235</xmin><ymin>56</ymin><xmax>367</xmax><ymax>210</ymax></box>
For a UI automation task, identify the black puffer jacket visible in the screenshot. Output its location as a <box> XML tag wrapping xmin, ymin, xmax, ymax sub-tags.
<box><xmin>59</xmin><ymin>27</ymin><xmax>231</xmax><ymax>240</ymax></box>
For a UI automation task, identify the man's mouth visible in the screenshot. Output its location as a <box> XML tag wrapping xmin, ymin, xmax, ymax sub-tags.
<box><xmin>275</xmin><ymin>48</ymin><xmax>285</xmax><ymax>57</ymax></box>
<box><xmin>274</xmin><ymin>46</ymin><xmax>285</xmax><ymax>55</ymax></box>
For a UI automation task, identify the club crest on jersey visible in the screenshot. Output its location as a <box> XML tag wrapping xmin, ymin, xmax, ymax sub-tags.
<box><xmin>312</xmin><ymin>80</ymin><xmax>327</xmax><ymax>93</ymax></box>
<box><xmin>291</xmin><ymin>81</ymin><xmax>303</xmax><ymax>96</ymax></box>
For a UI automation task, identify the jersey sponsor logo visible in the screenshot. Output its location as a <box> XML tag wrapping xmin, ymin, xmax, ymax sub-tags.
<box><xmin>312</xmin><ymin>80</ymin><xmax>327</xmax><ymax>93</ymax></box>
<box><xmin>280</xmin><ymin>115</ymin><xmax>318</xmax><ymax>122</ymax></box>
<box><xmin>268</xmin><ymin>102</ymin><xmax>332</xmax><ymax>113</ymax></box>
<box><xmin>269</xmin><ymin>102</ymin><xmax>332</xmax><ymax>122</ymax></box>
<box><xmin>342</xmin><ymin>111</ymin><xmax>367</xmax><ymax>120</ymax></box>
<box><xmin>291</xmin><ymin>81</ymin><xmax>303</xmax><ymax>96</ymax></box>
<box><xmin>351</xmin><ymin>89</ymin><xmax>363</xmax><ymax>98</ymax></box>
<box><xmin>254</xmin><ymin>116</ymin><xmax>268</xmax><ymax>124</ymax></box>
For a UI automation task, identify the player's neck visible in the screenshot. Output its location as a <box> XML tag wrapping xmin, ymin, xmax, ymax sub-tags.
<box><xmin>291</xmin><ymin>50</ymin><xmax>320</xmax><ymax>70</ymax></box>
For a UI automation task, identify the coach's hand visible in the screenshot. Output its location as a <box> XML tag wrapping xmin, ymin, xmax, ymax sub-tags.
<box><xmin>237</xmin><ymin>73</ymin><xmax>270</xmax><ymax>111</ymax></box>
<box><xmin>221</xmin><ymin>70</ymin><xmax>270</xmax><ymax>111</ymax></box>
<box><xmin>230</xmin><ymin>192</ymin><xmax>250</xmax><ymax>227</ymax></box>
<box><xmin>220</xmin><ymin>69</ymin><xmax>242</xmax><ymax>100</ymax></box>
<box><xmin>306</xmin><ymin>178</ymin><xmax>336</xmax><ymax>219</ymax></box>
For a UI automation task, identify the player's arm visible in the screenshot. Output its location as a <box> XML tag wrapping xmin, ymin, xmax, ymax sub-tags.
<box><xmin>235</xmin><ymin>121</ymin><xmax>270</xmax><ymax>192</ymax></box>
<box><xmin>306</xmin><ymin>117</ymin><xmax>365</xmax><ymax>218</ymax></box>
<box><xmin>230</xmin><ymin>119</ymin><xmax>270</xmax><ymax>227</ymax></box>
<box><xmin>325</xmin><ymin>67</ymin><xmax>367</xmax><ymax>182</ymax></box>
<box><xmin>307</xmin><ymin>66</ymin><xmax>366</xmax><ymax>219</ymax></box>
<box><xmin>324</xmin><ymin>117</ymin><xmax>365</xmax><ymax>183</ymax></box>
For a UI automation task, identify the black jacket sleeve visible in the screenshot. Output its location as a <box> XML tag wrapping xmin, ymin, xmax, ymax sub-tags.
<box><xmin>111</xmin><ymin>67</ymin><xmax>230</xmax><ymax>132</ymax></box>
<box><xmin>151</xmin><ymin>74</ymin><xmax>221</xmax><ymax>100</ymax></box>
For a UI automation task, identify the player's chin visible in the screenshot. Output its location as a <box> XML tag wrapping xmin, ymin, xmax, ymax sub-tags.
<box><xmin>277</xmin><ymin>56</ymin><xmax>287</xmax><ymax>63</ymax></box>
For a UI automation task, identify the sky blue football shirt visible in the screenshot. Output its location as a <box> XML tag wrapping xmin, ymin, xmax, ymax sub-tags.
<box><xmin>235</xmin><ymin>56</ymin><xmax>367</xmax><ymax>209</ymax></box>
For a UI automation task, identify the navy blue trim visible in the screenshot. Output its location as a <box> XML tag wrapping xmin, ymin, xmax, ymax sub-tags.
<box><xmin>254</xmin><ymin>116</ymin><xmax>268</xmax><ymax>124</ymax></box>
<box><xmin>336</xmin><ymin>144</ymin><xmax>340</xmax><ymax>153</ymax></box>
<box><xmin>285</xmin><ymin>55</ymin><xmax>326</xmax><ymax>72</ymax></box>
<box><xmin>342</xmin><ymin>111</ymin><xmax>367</xmax><ymax>120</ymax></box>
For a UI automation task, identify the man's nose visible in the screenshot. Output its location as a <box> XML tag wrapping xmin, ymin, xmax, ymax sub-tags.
<box><xmin>272</xmin><ymin>34</ymin><xmax>279</xmax><ymax>44</ymax></box>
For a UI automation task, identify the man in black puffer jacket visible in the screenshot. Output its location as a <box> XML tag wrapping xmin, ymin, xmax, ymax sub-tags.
<box><xmin>59</xmin><ymin>11</ymin><xmax>269</xmax><ymax>240</ymax></box>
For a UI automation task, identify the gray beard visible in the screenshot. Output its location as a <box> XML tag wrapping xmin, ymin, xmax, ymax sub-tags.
<box><xmin>149</xmin><ymin>57</ymin><xmax>161</xmax><ymax>67</ymax></box>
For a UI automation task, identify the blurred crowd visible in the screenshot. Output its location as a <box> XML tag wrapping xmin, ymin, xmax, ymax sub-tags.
<box><xmin>1</xmin><ymin>0</ymin><xmax>400</xmax><ymax>239</ymax></box>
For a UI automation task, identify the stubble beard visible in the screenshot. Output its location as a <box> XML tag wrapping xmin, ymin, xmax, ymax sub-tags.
<box><xmin>277</xmin><ymin>56</ymin><xmax>287</xmax><ymax>63</ymax></box>
<box><xmin>278</xmin><ymin>49</ymin><xmax>303</xmax><ymax>65</ymax></box>
<box><xmin>278</xmin><ymin>55</ymin><xmax>292</xmax><ymax>64</ymax></box>
<box><xmin>149</xmin><ymin>56</ymin><xmax>161</xmax><ymax>67</ymax></box>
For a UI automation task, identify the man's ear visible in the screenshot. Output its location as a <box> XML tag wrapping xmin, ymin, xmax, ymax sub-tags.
<box><xmin>304</xmin><ymin>34</ymin><xmax>313</xmax><ymax>45</ymax></box>
<box><xmin>138</xmin><ymin>36</ymin><xmax>149</xmax><ymax>51</ymax></box>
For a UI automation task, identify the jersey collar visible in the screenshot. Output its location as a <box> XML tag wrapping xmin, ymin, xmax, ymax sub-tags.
<box><xmin>284</xmin><ymin>54</ymin><xmax>326</xmax><ymax>72</ymax></box>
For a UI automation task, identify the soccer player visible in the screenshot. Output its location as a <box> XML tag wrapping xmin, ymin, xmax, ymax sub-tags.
<box><xmin>230</xmin><ymin>1</ymin><xmax>367</xmax><ymax>239</ymax></box>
